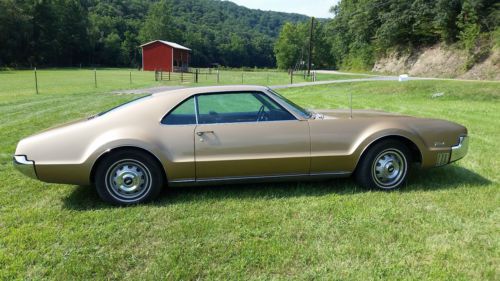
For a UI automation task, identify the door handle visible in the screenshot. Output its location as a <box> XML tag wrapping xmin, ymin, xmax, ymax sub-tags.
<box><xmin>196</xmin><ymin>131</ymin><xmax>214</xmax><ymax>136</ymax></box>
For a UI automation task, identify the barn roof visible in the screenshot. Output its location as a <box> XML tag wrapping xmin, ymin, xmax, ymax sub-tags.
<box><xmin>140</xmin><ymin>40</ymin><xmax>191</xmax><ymax>51</ymax></box>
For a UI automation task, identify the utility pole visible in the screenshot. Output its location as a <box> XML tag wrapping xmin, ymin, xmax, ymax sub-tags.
<box><xmin>307</xmin><ymin>17</ymin><xmax>315</xmax><ymax>76</ymax></box>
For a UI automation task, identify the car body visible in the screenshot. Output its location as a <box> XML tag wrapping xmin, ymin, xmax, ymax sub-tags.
<box><xmin>14</xmin><ymin>85</ymin><xmax>469</xmax><ymax>204</ymax></box>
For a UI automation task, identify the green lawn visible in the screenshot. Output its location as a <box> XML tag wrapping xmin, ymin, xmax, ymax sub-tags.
<box><xmin>0</xmin><ymin>69</ymin><xmax>499</xmax><ymax>280</ymax></box>
<box><xmin>0</xmin><ymin>68</ymin><xmax>366</xmax><ymax>98</ymax></box>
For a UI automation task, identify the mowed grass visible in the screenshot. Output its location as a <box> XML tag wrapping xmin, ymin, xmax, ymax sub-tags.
<box><xmin>0</xmin><ymin>68</ymin><xmax>499</xmax><ymax>279</ymax></box>
<box><xmin>0</xmin><ymin>68</ymin><xmax>363</xmax><ymax>102</ymax></box>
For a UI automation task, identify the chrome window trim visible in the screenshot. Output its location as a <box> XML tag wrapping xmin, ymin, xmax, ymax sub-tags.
<box><xmin>159</xmin><ymin>96</ymin><xmax>197</xmax><ymax>126</ymax></box>
<box><xmin>194</xmin><ymin>95</ymin><xmax>199</xmax><ymax>124</ymax></box>
<box><xmin>160</xmin><ymin>90</ymin><xmax>300</xmax><ymax>126</ymax></box>
<box><xmin>194</xmin><ymin>91</ymin><xmax>298</xmax><ymax>125</ymax></box>
<box><xmin>265</xmin><ymin>88</ymin><xmax>310</xmax><ymax>120</ymax></box>
<box><xmin>194</xmin><ymin>119</ymin><xmax>300</xmax><ymax>126</ymax></box>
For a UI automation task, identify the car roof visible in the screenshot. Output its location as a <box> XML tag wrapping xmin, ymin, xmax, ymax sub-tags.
<box><xmin>152</xmin><ymin>85</ymin><xmax>270</xmax><ymax>99</ymax></box>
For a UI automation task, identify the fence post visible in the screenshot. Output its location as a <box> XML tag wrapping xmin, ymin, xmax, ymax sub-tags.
<box><xmin>160</xmin><ymin>69</ymin><xmax>163</xmax><ymax>81</ymax></box>
<box><xmin>241</xmin><ymin>73</ymin><xmax>244</xmax><ymax>84</ymax></box>
<box><xmin>290</xmin><ymin>70</ymin><xmax>293</xmax><ymax>84</ymax></box>
<box><xmin>129</xmin><ymin>71</ymin><xmax>132</xmax><ymax>84</ymax></box>
<box><xmin>217</xmin><ymin>70</ymin><xmax>220</xmax><ymax>84</ymax></box>
<box><xmin>34</xmin><ymin>67</ymin><xmax>39</xmax><ymax>94</ymax></box>
<box><xmin>267</xmin><ymin>73</ymin><xmax>269</xmax><ymax>85</ymax></box>
<box><xmin>94</xmin><ymin>68</ymin><xmax>97</xmax><ymax>88</ymax></box>
<box><xmin>181</xmin><ymin>71</ymin><xmax>184</xmax><ymax>83</ymax></box>
<box><xmin>195</xmin><ymin>68</ymin><xmax>199</xmax><ymax>83</ymax></box>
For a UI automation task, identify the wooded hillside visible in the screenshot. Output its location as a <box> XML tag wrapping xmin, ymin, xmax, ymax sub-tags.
<box><xmin>275</xmin><ymin>0</ymin><xmax>499</xmax><ymax>71</ymax></box>
<box><xmin>0</xmin><ymin>0</ymin><xmax>307</xmax><ymax>68</ymax></box>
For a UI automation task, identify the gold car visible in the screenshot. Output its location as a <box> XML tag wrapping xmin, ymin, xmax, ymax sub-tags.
<box><xmin>14</xmin><ymin>85</ymin><xmax>469</xmax><ymax>205</ymax></box>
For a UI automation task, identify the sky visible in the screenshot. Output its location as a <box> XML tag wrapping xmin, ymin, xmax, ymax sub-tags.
<box><xmin>227</xmin><ymin>0</ymin><xmax>340</xmax><ymax>18</ymax></box>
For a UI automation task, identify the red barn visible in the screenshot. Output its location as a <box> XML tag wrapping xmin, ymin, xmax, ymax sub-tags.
<box><xmin>140</xmin><ymin>40</ymin><xmax>191</xmax><ymax>72</ymax></box>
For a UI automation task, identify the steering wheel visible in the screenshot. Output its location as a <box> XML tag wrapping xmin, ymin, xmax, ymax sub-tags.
<box><xmin>257</xmin><ymin>105</ymin><xmax>267</xmax><ymax>121</ymax></box>
<box><xmin>209</xmin><ymin>110</ymin><xmax>221</xmax><ymax>122</ymax></box>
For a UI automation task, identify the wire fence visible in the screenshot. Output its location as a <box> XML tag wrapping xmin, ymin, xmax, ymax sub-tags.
<box><xmin>0</xmin><ymin>68</ymin><xmax>324</xmax><ymax>96</ymax></box>
<box><xmin>154</xmin><ymin>68</ymin><xmax>318</xmax><ymax>84</ymax></box>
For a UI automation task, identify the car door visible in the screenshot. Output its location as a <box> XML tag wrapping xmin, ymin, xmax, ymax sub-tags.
<box><xmin>194</xmin><ymin>91</ymin><xmax>310</xmax><ymax>180</ymax></box>
<box><xmin>158</xmin><ymin>96</ymin><xmax>197</xmax><ymax>182</ymax></box>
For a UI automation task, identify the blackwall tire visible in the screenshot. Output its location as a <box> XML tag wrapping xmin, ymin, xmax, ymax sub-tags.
<box><xmin>355</xmin><ymin>140</ymin><xmax>411</xmax><ymax>190</ymax></box>
<box><xmin>95</xmin><ymin>150</ymin><xmax>165</xmax><ymax>205</ymax></box>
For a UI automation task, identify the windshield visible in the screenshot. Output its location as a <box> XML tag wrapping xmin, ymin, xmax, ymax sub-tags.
<box><xmin>267</xmin><ymin>89</ymin><xmax>312</xmax><ymax>119</ymax></box>
<box><xmin>92</xmin><ymin>95</ymin><xmax>151</xmax><ymax>118</ymax></box>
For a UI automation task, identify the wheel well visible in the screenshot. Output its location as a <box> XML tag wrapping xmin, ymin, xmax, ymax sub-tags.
<box><xmin>89</xmin><ymin>146</ymin><xmax>167</xmax><ymax>184</ymax></box>
<box><xmin>358</xmin><ymin>135</ymin><xmax>422</xmax><ymax>167</ymax></box>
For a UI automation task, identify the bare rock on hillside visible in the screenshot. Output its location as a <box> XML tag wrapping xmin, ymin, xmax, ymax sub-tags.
<box><xmin>373</xmin><ymin>44</ymin><xmax>499</xmax><ymax>80</ymax></box>
<box><xmin>460</xmin><ymin>49</ymin><xmax>500</xmax><ymax>81</ymax></box>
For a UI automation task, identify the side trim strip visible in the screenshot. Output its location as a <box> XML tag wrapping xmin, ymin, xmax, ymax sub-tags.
<box><xmin>169</xmin><ymin>171</ymin><xmax>351</xmax><ymax>184</ymax></box>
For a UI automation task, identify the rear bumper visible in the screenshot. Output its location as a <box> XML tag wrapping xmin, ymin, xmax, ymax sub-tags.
<box><xmin>13</xmin><ymin>155</ymin><xmax>38</xmax><ymax>179</ymax></box>
<box><xmin>450</xmin><ymin>136</ymin><xmax>469</xmax><ymax>162</ymax></box>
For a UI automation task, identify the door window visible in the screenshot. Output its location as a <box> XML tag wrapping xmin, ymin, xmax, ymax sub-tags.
<box><xmin>196</xmin><ymin>92</ymin><xmax>295</xmax><ymax>124</ymax></box>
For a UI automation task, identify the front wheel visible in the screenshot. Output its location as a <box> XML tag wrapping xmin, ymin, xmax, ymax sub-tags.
<box><xmin>95</xmin><ymin>150</ymin><xmax>165</xmax><ymax>205</ymax></box>
<box><xmin>355</xmin><ymin>140</ymin><xmax>411</xmax><ymax>190</ymax></box>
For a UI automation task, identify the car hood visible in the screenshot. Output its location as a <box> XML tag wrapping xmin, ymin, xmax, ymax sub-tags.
<box><xmin>314</xmin><ymin>109</ymin><xmax>409</xmax><ymax>119</ymax></box>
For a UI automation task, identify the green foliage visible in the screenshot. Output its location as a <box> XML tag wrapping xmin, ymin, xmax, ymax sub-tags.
<box><xmin>457</xmin><ymin>0</ymin><xmax>481</xmax><ymax>53</ymax></box>
<box><xmin>274</xmin><ymin>20</ymin><xmax>334</xmax><ymax>70</ymax></box>
<box><xmin>274</xmin><ymin>23</ymin><xmax>307</xmax><ymax>69</ymax></box>
<box><xmin>494</xmin><ymin>28</ymin><xmax>500</xmax><ymax>49</ymax></box>
<box><xmin>139</xmin><ymin>0</ymin><xmax>179</xmax><ymax>44</ymax></box>
<box><xmin>326</xmin><ymin>0</ymin><xmax>498</xmax><ymax>70</ymax></box>
<box><xmin>0</xmin><ymin>0</ymin><xmax>308</xmax><ymax>68</ymax></box>
<box><xmin>0</xmin><ymin>0</ymin><xmax>32</xmax><ymax>67</ymax></box>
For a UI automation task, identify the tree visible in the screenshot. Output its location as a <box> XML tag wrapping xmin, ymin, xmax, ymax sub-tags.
<box><xmin>139</xmin><ymin>0</ymin><xmax>180</xmax><ymax>43</ymax></box>
<box><xmin>0</xmin><ymin>0</ymin><xmax>31</xmax><ymax>67</ymax></box>
<box><xmin>457</xmin><ymin>0</ymin><xmax>481</xmax><ymax>53</ymax></box>
<box><xmin>274</xmin><ymin>20</ymin><xmax>333</xmax><ymax>70</ymax></box>
<box><xmin>274</xmin><ymin>22</ymin><xmax>307</xmax><ymax>69</ymax></box>
<box><xmin>326</xmin><ymin>0</ymin><xmax>498</xmax><ymax>70</ymax></box>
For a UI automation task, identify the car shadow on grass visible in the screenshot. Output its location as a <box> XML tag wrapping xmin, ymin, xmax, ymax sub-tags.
<box><xmin>63</xmin><ymin>165</ymin><xmax>491</xmax><ymax>210</ymax></box>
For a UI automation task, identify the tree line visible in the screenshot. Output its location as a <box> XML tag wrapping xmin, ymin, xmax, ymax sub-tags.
<box><xmin>275</xmin><ymin>0</ymin><xmax>499</xmax><ymax>70</ymax></box>
<box><xmin>0</xmin><ymin>0</ymin><xmax>307</xmax><ymax>68</ymax></box>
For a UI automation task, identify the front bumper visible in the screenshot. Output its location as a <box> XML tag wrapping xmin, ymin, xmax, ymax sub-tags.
<box><xmin>450</xmin><ymin>136</ymin><xmax>469</xmax><ymax>162</ymax></box>
<box><xmin>13</xmin><ymin>155</ymin><xmax>38</xmax><ymax>179</ymax></box>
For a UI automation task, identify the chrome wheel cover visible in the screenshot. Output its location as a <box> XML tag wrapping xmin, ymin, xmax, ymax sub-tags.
<box><xmin>105</xmin><ymin>159</ymin><xmax>152</xmax><ymax>202</ymax></box>
<box><xmin>371</xmin><ymin>148</ymin><xmax>407</xmax><ymax>189</ymax></box>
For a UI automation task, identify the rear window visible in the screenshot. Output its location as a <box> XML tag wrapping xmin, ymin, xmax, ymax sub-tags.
<box><xmin>94</xmin><ymin>95</ymin><xmax>151</xmax><ymax>118</ymax></box>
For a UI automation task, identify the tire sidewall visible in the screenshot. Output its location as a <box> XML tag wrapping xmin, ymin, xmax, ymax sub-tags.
<box><xmin>95</xmin><ymin>150</ymin><xmax>164</xmax><ymax>205</ymax></box>
<box><xmin>356</xmin><ymin>140</ymin><xmax>411</xmax><ymax>190</ymax></box>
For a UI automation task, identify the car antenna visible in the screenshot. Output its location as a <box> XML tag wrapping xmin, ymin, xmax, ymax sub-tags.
<box><xmin>349</xmin><ymin>92</ymin><xmax>353</xmax><ymax>119</ymax></box>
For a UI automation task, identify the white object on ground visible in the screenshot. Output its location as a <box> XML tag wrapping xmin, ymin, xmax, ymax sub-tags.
<box><xmin>399</xmin><ymin>74</ymin><xmax>409</xmax><ymax>82</ymax></box>
<box><xmin>432</xmin><ymin>92</ymin><xmax>445</xmax><ymax>98</ymax></box>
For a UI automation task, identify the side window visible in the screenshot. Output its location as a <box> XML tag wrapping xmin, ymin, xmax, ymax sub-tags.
<box><xmin>161</xmin><ymin>97</ymin><xmax>196</xmax><ymax>125</ymax></box>
<box><xmin>196</xmin><ymin>92</ymin><xmax>295</xmax><ymax>124</ymax></box>
<box><xmin>256</xmin><ymin>94</ymin><xmax>296</xmax><ymax>121</ymax></box>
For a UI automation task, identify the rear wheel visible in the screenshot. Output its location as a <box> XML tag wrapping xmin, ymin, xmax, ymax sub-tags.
<box><xmin>95</xmin><ymin>150</ymin><xmax>165</xmax><ymax>205</ymax></box>
<box><xmin>355</xmin><ymin>140</ymin><xmax>411</xmax><ymax>190</ymax></box>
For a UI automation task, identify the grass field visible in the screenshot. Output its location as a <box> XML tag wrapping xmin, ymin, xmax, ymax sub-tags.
<box><xmin>0</xmin><ymin>69</ymin><xmax>499</xmax><ymax>279</ymax></box>
<box><xmin>0</xmin><ymin>68</ymin><xmax>364</xmax><ymax>99</ymax></box>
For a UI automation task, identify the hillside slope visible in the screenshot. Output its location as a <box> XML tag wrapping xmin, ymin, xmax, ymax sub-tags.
<box><xmin>372</xmin><ymin>45</ymin><xmax>499</xmax><ymax>80</ymax></box>
<box><xmin>0</xmin><ymin>0</ymin><xmax>309</xmax><ymax>67</ymax></box>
